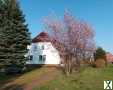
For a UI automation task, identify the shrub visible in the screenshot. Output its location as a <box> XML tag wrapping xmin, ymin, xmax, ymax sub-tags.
<box><xmin>94</xmin><ymin>59</ymin><xmax>106</xmax><ymax>68</ymax></box>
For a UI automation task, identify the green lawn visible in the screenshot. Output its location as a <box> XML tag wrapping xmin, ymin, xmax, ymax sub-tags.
<box><xmin>33</xmin><ymin>65</ymin><xmax>113</xmax><ymax>90</ymax></box>
<box><xmin>0</xmin><ymin>67</ymin><xmax>57</xmax><ymax>90</ymax></box>
<box><xmin>0</xmin><ymin>65</ymin><xmax>113</xmax><ymax>90</ymax></box>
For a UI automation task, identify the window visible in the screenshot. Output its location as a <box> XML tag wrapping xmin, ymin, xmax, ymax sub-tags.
<box><xmin>29</xmin><ymin>55</ymin><xmax>33</xmax><ymax>61</ymax></box>
<box><xmin>39</xmin><ymin>55</ymin><xmax>46</xmax><ymax>61</ymax></box>
<box><xmin>41</xmin><ymin>45</ymin><xmax>44</xmax><ymax>50</ymax></box>
<box><xmin>39</xmin><ymin>55</ymin><xmax>42</xmax><ymax>61</ymax></box>
<box><xmin>33</xmin><ymin>45</ymin><xmax>37</xmax><ymax>51</ymax></box>
<box><xmin>43</xmin><ymin>55</ymin><xmax>46</xmax><ymax>61</ymax></box>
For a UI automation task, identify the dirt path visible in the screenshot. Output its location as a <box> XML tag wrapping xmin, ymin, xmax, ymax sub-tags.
<box><xmin>24</xmin><ymin>68</ymin><xmax>57</xmax><ymax>90</ymax></box>
<box><xmin>0</xmin><ymin>67</ymin><xmax>58</xmax><ymax>90</ymax></box>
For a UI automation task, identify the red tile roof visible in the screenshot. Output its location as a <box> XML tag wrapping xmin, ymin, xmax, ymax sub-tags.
<box><xmin>32</xmin><ymin>32</ymin><xmax>51</xmax><ymax>43</ymax></box>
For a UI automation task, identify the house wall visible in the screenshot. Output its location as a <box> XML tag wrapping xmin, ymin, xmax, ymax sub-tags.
<box><xmin>26</xmin><ymin>42</ymin><xmax>61</xmax><ymax>65</ymax></box>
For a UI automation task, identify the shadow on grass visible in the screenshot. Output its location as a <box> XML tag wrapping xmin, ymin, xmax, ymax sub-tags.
<box><xmin>3</xmin><ymin>84</ymin><xmax>24</xmax><ymax>90</ymax></box>
<box><xmin>0</xmin><ymin>66</ymin><xmax>44</xmax><ymax>90</ymax></box>
<box><xmin>0</xmin><ymin>73</ymin><xmax>24</xmax><ymax>90</ymax></box>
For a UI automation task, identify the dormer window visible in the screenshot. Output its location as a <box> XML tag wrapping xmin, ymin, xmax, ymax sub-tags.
<box><xmin>33</xmin><ymin>45</ymin><xmax>37</xmax><ymax>51</ymax></box>
<box><xmin>41</xmin><ymin>45</ymin><xmax>44</xmax><ymax>50</ymax></box>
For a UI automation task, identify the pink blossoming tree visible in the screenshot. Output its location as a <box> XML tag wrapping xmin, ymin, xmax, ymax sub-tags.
<box><xmin>43</xmin><ymin>10</ymin><xmax>96</xmax><ymax>75</ymax></box>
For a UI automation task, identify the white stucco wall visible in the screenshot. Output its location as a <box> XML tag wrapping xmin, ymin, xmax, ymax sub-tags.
<box><xmin>26</xmin><ymin>42</ymin><xmax>61</xmax><ymax>65</ymax></box>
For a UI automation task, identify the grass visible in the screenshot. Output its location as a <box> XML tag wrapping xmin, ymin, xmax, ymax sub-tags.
<box><xmin>0</xmin><ymin>68</ymin><xmax>46</xmax><ymax>83</ymax></box>
<box><xmin>0</xmin><ymin>65</ymin><xmax>113</xmax><ymax>90</ymax></box>
<box><xmin>33</xmin><ymin>65</ymin><xmax>113</xmax><ymax>90</ymax></box>
<box><xmin>0</xmin><ymin>67</ymin><xmax>57</xmax><ymax>90</ymax></box>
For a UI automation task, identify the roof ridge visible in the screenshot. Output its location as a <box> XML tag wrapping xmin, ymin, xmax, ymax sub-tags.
<box><xmin>32</xmin><ymin>32</ymin><xmax>51</xmax><ymax>43</ymax></box>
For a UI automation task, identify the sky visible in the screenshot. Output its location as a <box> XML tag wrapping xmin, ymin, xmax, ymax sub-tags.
<box><xmin>19</xmin><ymin>0</ymin><xmax>113</xmax><ymax>53</ymax></box>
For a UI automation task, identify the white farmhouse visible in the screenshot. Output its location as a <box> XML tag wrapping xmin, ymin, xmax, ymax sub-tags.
<box><xmin>26</xmin><ymin>32</ymin><xmax>61</xmax><ymax>66</ymax></box>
